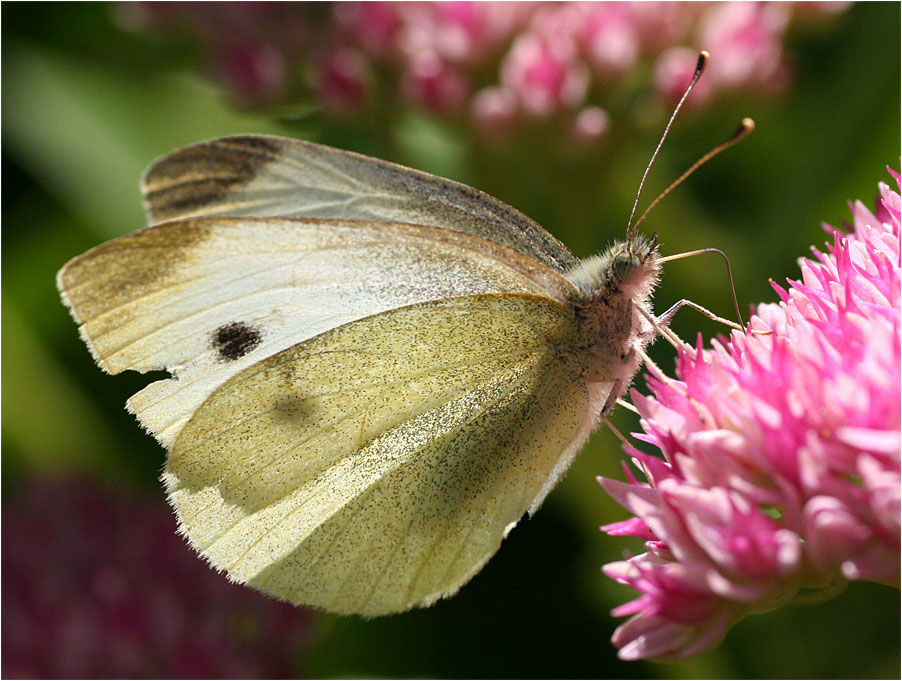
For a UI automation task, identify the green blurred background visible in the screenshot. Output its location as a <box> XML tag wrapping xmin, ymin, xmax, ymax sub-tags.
<box><xmin>3</xmin><ymin>2</ymin><xmax>899</xmax><ymax>678</ymax></box>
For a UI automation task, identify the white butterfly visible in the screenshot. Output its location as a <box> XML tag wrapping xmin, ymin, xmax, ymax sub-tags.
<box><xmin>57</xmin><ymin>133</ymin><xmax>662</xmax><ymax>616</ymax></box>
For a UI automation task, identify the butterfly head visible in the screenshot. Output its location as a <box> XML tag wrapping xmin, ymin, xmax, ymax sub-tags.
<box><xmin>565</xmin><ymin>232</ymin><xmax>661</xmax><ymax>306</ymax></box>
<box><xmin>616</xmin><ymin>232</ymin><xmax>660</xmax><ymax>287</ymax></box>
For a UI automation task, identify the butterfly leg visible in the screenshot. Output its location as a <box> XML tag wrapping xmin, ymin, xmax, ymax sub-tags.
<box><xmin>655</xmin><ymin>299</ymin><xmax>743</xmax><ymax>331</ymax></box>
<box><xmin>601</xmin><ymin>378</ymin><xmax>624</xmax><ymax>417</ymax></box>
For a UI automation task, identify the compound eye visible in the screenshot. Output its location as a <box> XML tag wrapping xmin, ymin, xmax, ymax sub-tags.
<box><xmin>612</xmin><ymin>253</ymin><xmax>636</xmax><ymax>282</ymax></box>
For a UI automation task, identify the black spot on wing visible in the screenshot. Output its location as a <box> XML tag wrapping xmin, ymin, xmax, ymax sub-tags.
<box><xmin>212</xmin><ymin>321</ymin><xmax>263</xmax><ymax>362</ymax></box>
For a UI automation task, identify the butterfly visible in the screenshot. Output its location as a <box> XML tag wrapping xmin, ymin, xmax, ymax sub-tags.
<box><xmin>57</xmin><ymin>50</ymin><xmax>740</xmax><ymax>619</ymax></box>
<box><xmin>56</xmin><ymin>132</ymin><xmax>664</xmax><ymax>616</ymax></box>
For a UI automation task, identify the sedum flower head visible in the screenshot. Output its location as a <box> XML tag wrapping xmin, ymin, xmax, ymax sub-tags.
<box><xmin>599</xmin><ymin>169</ymin><xmax>900</xmax><ymax>661</ymax></box>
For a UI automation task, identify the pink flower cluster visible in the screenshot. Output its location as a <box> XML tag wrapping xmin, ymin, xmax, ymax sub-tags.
<box><xmin>123</xmin><ymin>2</ymin><xmax>847</xmax><ymax>141</ymax></box>
<box><xmin>599</xmin><ymin>170</ymin><xmax>900</xmax><ymax>661</ymax></box>
<box><xmin>2</xmin><ymin>476</ymin><xmax>313</xmax><ymax>678</ymax></box>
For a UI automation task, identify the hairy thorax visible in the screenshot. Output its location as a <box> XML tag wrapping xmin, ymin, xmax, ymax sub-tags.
<box><xmin>558</xmin><ymin>235</ymin><xmax>661</xmax><ymax>386</ymax></box>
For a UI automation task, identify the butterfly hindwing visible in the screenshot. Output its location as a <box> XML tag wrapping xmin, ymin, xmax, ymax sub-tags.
<box><xmin>166</xmin><ymin>293</ymin><xmax>611</xmax><ymax>615</ymax></box>
<box><xmin>141</xmin><ymin>135</ymin><xmax>581</xmax><ymax>274</ymax></box>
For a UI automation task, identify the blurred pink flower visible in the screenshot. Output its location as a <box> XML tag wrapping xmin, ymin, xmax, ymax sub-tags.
<box><xmin>654</xmin><ymin>1</ymin><xmax>791</xmax><ymax>103</ymax></box>
<box><xmin>333</xmin><ymin>1</ymin><xmax>402</xmax><ymax>59</ymax></box>
<box><xmin>572</xmin><ymin>106</ymin><xmax>611</xmax><ymax>145</ymax></box>
<box><xmin>215</xmin><ymin>38</ymin><xmax>287</xmax><ymax>108</ymax></box>
<box><xmin>599</xmin><ymin>169</ymin><xmax>901</xmax><ymax>661</ymax></box>
<box><xmin>653</xmin><ymin>46</ymin><xmax>716</xmax><ymax>106</ymax></box>
<box><xmin>501</xmin><ymin>31</ymin><xmax>589</xmax><ymax>117</ymax></box>
<box><xmin>318</xmin><ymin>48</ymin><xmax>370</xmax><ymax>114</ymax></box>
<box><xmin>403</xmin><ymin>52</ymin><xmax>472</xmax><ymax>113</ymax></box>
<box><xmin>583</xmin><ymin>3</ymin><xmax>641</xmax><ymax>76</ymax></box>
<box><xmin>394</xmin><ymin>2</ymin><xmax>527</xmax><ymax>65</ymax></box>
<box><xmin>126</xmin><ymin>2</ymin><xmax>848</xmax><ymax>138</ymax></box>
<box><xmin>2</xmin><ymin>476</ymin><xmax>313</xmax><ymax>678</ymax></box>
<box><xmin>472</xmin><ymin>86</ymin><xmax>520</xmax><ymax>136</ymax></box>
<box><xmin>628</xmin><ymin>2</ymin><xmax>701</xmax><ymax>51</ymax></box>
<box><xmin>699</xmin><ymin>2</ymin><xmax>791</xmax><ymax>91</ymax></box>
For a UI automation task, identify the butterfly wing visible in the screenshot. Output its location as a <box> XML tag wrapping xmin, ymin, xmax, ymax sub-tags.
<box><xmin>141</xmin><ymin>135</ymin><xmax>580</xmax><ymax>274</ymax></box>
<box><xmin>167</xmin><ymin>293</ymin><xmax>613</xmax><ymax>616</ymax></box>
<box><xmin>57</xmin><ymin>217</ymin><xmax>577</xmax><ymax>446</ymax></box>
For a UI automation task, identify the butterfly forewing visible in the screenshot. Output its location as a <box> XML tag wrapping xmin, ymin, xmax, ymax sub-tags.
<box><xmin>167</xmin><ymin>294</ymin><xmax>604</xmax><ymax>615</ymax></box>
<box><xmin>141</xmin><ymin>135</ymin><xmax>580</xmax><ymax>274</ymax></box>
<box><xmin>57</xmin><ymin>217</ymin><xmax>576</xmax><ymax>446</ymax></box>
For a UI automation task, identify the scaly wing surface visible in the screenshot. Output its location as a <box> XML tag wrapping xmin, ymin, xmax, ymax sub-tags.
<box><xmin>167</xmin><ymin>294</ymin><xmax>612</xmax><ymax>616</ymax></box>
<box><xmin>141</xmin><ymin>135</ymin><xmax>580</xmax><ymax>273</ymax></box>
<box><xmin>57</xmin><ymin>218</ymin><xmax>576</xmax><ymax>446</ymax></box>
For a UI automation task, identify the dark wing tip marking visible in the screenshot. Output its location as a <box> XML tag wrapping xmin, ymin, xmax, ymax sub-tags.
<box><xmin>212</xmin><ymin>321</ymin><xmax>264</xmax><ymax>362</ymax></box>
<box><xmin>143</xmin><ymin>136</ymin><xmax>284</xmax><ymax>222</ymax></box>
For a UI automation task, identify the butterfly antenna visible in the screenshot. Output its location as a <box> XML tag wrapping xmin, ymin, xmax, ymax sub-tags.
<box><xmin>626</xmin><ymin>50</ymin><xmax>709</xmax><ymax>243</ymax></box>
<box><xmin>631</xmin><ymin>118</ymin><xmax>755</xmax><ymax>235</ymax></box>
